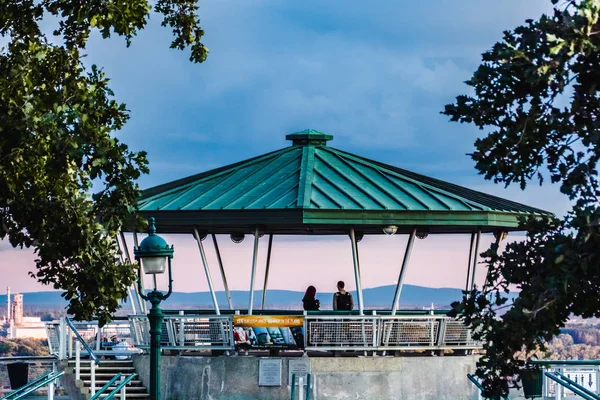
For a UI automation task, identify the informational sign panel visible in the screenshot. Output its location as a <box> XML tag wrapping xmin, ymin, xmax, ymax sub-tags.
<box><xmin>233</xmin><ymin>315</ymin><xmax>305</xmax><ymax>350</ymax></box>
<box><xmin>289</xmin><ymin>359</ymin><xmax>311</xmax><ymax>385</ymax></box>
<box><xmin>259</xmin><ymin>358</ymin><xmax>282</xmax><ymax>387</ymax></box>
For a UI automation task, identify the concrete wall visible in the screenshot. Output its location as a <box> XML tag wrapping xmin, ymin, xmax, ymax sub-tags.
<box><xmin>132</xmin><ymin>354</ymin><xmax>480</xmax><ymax>400</ymax></box>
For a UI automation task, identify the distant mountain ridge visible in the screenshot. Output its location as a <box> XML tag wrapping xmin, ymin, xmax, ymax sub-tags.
<box><xmin>0</xmin><ymin>284</ymin><xmax>472</xmax><ymax>310</ymax></box>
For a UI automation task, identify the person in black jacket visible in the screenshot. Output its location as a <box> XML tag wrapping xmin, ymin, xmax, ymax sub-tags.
<box><xmin>302</xmin><ymin>285</ymin><xmax>321</xmax><ymax>310</ymax></box>
<box><xmin>333</xmin><ymin>280</ymin><xmax>354</xmax><ymax>310</ymax></box>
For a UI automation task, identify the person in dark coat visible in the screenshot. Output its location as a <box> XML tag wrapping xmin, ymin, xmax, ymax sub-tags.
<box><xmin>302</xmin><ymin>285</ymin><xmax>321</xmax><ymax>310</ymax></box>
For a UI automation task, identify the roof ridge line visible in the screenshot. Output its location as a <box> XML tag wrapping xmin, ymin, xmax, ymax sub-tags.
<box><xmin>296</xmin><ymin>145</ymin><xmax>316</xmax><ymax>208</ymax></box>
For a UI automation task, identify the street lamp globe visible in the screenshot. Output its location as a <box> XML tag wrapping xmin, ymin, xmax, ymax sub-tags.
<box><xmin>134</xmin><ymin>217</ymin><xmax>174</xmax><ymax>276</ymax></box>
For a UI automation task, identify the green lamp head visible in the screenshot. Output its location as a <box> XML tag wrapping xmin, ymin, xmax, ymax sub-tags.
<box><xmin>134</xmin><ymin>217</ymin><xmax>174</xmax><ymax>275</ymax></box>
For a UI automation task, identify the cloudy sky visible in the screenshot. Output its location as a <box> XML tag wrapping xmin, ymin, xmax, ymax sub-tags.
<box><xmin>1</xmin><ymin>1</ymin><xmax>570</xmax><ymax>299</ymax></box>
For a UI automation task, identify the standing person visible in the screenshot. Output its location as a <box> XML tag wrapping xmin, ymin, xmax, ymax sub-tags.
<box><xmin>302</xmin><ymin>285</ymin><xmax>321</xmax><ymax>311</ymax></box>
<box><xmin>333</xmin><ymin>281</ymin><xmax>354</xmax><ymax>310</ymax></box>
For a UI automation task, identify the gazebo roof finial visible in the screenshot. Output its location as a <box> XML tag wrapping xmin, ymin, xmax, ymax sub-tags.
<box><xmin>286</xmin><ymin>129</ymin><xmax>333</xmax><ymax>146</ymax></box>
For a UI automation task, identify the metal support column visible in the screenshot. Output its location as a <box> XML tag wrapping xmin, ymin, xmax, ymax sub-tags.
<box><xmin>391</xmin><ymin>228</ymin><xmax>417</xmax><ymax>315</ymax></box>
<box><xmin>465</xmin><ymin>233</ymin><xmax>475</xmax><ymax>291</ymax></box>
<box><xmin>261</xmin><ymin>234</ymin><xmax>274</xmax><ymax>310</ymax></box>
<box><xmin>469</xmin><ymin>230</ymin><xmax>482</xmax><ymax>291</ymax></box>
<box><xmin>212</xmin><ymin>234</ymin><xmax>233</xmax><ymax>310</ymax></box>
<box><xmin>194</xmin><ymin>226</ymin><xmax>220</xmax><ymax>315</ymax></box>
<box><xmin>122</xmin><ymin>231</ymin><xmax>146</xmax><ymax>313</ymax></box>
<box><xmin>349</xmin><ymin>228</ymin><xmax>364</xmax><ymax>315</ymax></box>
<box><xmin>483</xmin><ymin>231</ymin><xmax>505</xmax><ymax>290</ymax></box>
<box><xmin>116</xmin><ymin>234</ymin><xmax>138</xmax><ymax>314</ymax></box>
<box><xmin>248</xmin><ymin>227</ymin><xmax>260</xmax><ymax>315</ymax></box>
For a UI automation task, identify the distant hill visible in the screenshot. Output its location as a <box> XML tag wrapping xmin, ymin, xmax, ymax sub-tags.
<box><xmin>0</xmin><ymin>284</ymin><xmax>475</xmax><ymax>311</ymax></box>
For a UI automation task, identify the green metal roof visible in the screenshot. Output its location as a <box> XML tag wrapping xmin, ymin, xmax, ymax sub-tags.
<box><xmin>138</xmin><ymin>129</ymin><xmax>550</xmax><ymax>234</ymax></box>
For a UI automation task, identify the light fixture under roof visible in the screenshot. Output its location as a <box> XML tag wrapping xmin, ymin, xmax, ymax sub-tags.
<box><xmin>382</xmin><ymin>225</ymin><xmax>398</xmax><ymax>235</ymax></box>
<box><xmin>230</xmin><ymin>233</ymin><xmax>245</xmax><ymax>244</ymax></box>
<box><xmin>416</xmin><ymin>232</ymin><xmax>429</xmax><ymax>240</ymax></box>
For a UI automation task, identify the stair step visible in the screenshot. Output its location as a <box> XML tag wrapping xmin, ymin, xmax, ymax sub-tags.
<box><xmin>83</xmin><ymin>380</ymin><xmax>144</xmax><ymax>387</ymax></box>
<box><xmin>68</xmin><ymin>360</ymin><xmax>134</xmax><ymax>366</ymax></box>
<box><xmin>95</xmin><ymin>395</ymin><xmax>149</xmax><ymax>399</ymax></box>
<box><xmin>75</xmin><ymin>367</ymin><xmax>136</xmax><ymax>372</ymax></box>
<box><xmin>88</xmin><ymin>386</ymin><xmax>148</xmax><ymax>393</ymax></box>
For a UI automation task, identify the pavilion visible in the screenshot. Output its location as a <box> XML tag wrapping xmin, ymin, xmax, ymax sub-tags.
<box><xmin>127</xmin><ymin>129</ymin><xmax>548</xmax><ymax>318</ymax></box>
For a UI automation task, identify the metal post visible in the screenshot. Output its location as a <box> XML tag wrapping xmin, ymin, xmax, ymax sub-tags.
<box><xmin>248</xmin><ymin>227</ymin><xmax>260</xmax><ymax>315</ymax></box>
<box><xmin>483</xmin><ymin>231</ymin><xmax>504</xmax><ymax>299</ymax></box>
<box><xmin>121</xmin><ymin>231</ymin><xmax>146</xmax><ymax>314</ymax></box>
<box><xmin>465</xmin><ymin>233</ymin><xmax>475</xmax><ymax>291</ymax></box>
<box><xmin>96</xmin><ymin>325</ymin><xmax>101</xmax><ymax>352</ymax></box>
<box><xmin>298</xmin><ymin>376</ymin><xmax>304</xmax><ymax>400</ymax></box>
<box><xmin>469</xmin><ymin>230</ymin><xmax>482</xmax><ymax>290</ymax></box>
<box><xmin>120</xmin><ymin>375</ymin><xmax>127</xmax><ymax>399</ymax></box>
<box><xmin>194</xmin><ymin>226</ymin><xmax>221</xmax><ymax>315</ymax></box>
<box><xmin>90</xmin><ymin>359</ymin><xmax>96</xmax><ymax>396</ymax></box>
<box><xmin>306</xmin><ymin>373</ymin><xmax>312</xmax><ymax>400</ymax></box>
<box><xmin>59</xmin><ymin>317</ymin><xmax>66</xmax><ymax>360</ymax></box>
<box><xmin>132</xmin><ymin>232</ymin><xmax>148</xmax><ymax>313</ymax></box>
<box><xmin>261</xmin><ymin>234</ymin><xmax>274</xmax><ymax>310</ymax></box>
<box><xmin>117</xmin><ymin>233</ymin><xmax>138</xmax><ymax>314</ymax></box>
<box><xmin>148</xmin><ymin>296</ymin><xmax>164</xmax><ymax>400</ymax></box>
<box><xmin>391</xmin><ymin>228</ymin><xmax>417</xmax><ymax>315</ymax></box>
<box><xmin>179</xmin><ymin>310</ymin><xmax>185</xmax><ymax>348</ymax></box>
<box><xmin>291</xmin><ymin>373</ymin><xmax>296</xmax><ymax>399</ymax></box>
<box><xmin>75</xmin><ymin>342</ymin><xmax>81</xmax><ymax>380</ymax></box>
<box><xmin>595</xmin><ymin>366</ymin><xmax>600</xmax><ymax>394</ymax></box>
<box><xmin>349</xmin><ymin>228</ymin><xmax>364</xmax><ymax>315</ymax></box>
<box><xmin>48</xmin><ymin>378</ymin><xmax>55</xmax><ymax>400</ymax></box>
<box><xmin>68</xmin><ymin>326</ymin><xmax>73</xmax><ymax>358</ymax></box>
<box><xmin>212</xmin><ymin>234</ymin><xmax>233</xmax><ymax>310</ymax></box>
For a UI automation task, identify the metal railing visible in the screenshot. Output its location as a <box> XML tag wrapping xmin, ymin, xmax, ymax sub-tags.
<box><xmin>290</xmin><ymin>373</ymin><xmax>312</xmax><ymax>400</ymax></box>
<box><xmin>0</xmin><ymin>370</ymin><xmax>64</xmax><ymax>400</ymax></box>
<box><xmin>47</xmin><ymin>318</ymin><xmax>137</xmax><ymax>359</ymax></box>
<box><xmin>92</xmin><ymin>373</ymin><xmax>137</xmax><ymax>400</ymax></box>
<box><xmin>545</xmin><ymin>371</ymin><xmax>600</xmax><ymax>400</ymax></box>
<box><xmin>531</xmin><ymin>360</ymin><xmax>600</xmax><ymax>399</ymax></box>
<box><xmin>54</xmin><ymin>318</ymin><xmax>142</xmax><ymax>397</ymax></box>
<box><xmin>466</xmin><ymin>373</ymin><xmax>510</xmax><ymax>400</ymax></box>
<box><xmin>49</xmin><ymin>312</ymin><xmax>479</xmax><ymax>354</ymax></box>
<box><xmin>304</xmin><ymin>314</ymin><xmax>480</xmax><ymax>351</ymax></box>
<box><xmin>129</xmin><ymin>314</ymin><xmax>235</xmax><ymax>350</ymax></box>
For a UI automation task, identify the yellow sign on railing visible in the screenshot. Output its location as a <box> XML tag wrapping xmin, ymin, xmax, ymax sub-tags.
<box><xmin>233</xmin><ymin>315</ymin><xmax>304</xmax><ymax>328</ymax></box>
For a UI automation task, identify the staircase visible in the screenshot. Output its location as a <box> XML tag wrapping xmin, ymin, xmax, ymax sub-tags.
<box><xmin>68</xmin><ymin>359</ymin><xmax>149</xmax><ymax>399</ymax></box>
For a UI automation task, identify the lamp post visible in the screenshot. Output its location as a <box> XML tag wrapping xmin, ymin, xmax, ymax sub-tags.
<box><xmin>134</xmin><ymin>217</ymin><xmax>174</xmax><ymax>400</ymax></box>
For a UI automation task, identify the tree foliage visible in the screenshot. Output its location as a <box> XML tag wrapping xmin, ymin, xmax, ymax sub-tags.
<box><xmin>444</xmin><ymin>0</ymin><xmax>600</xmax><ymax>397</ymax></box>
<box><xmin>0</xmin><ymin>0</ymin><xmax>208</xmax><ymax>325</ymax></box>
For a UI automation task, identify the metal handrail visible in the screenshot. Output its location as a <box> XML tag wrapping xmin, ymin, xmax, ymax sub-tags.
<box><xmin>89</xmin><ymin>373</ymin><xmax>123</xmax><ymax>400</ymax></box>
<box><xmin>553</xmin><ymin>371</ymin><xmax>600</xmax><ymax>399</ymax></box>
<box><xmin>466</xmin><ymin>374</ymin><xmax>510</xmax><ymax>400</ymax></box>
<box><xmin>103</xmin><ymin>373</ymin><xmax>137</xmax><ymax>399</ymax></box>
<box><xmin>532</xmin><ymin>359</ymin><xmax>600</xmax><ymax>366</ymax></box>
<box><xmin>0</xmin><ymin>371</ymin><xmax>64</xmax><ymax>400</ymax></box>
<box><xmin>290</xmin><ymin>373</ymin><xmax>312</xmax><ymax>400</ymax></box>
<box><xmin>65</xmin><ymin>317</ymin><xmax>100</xmax><ymax>364</ymax></box>
<box><xmin>0</xmin><ymin>371</ymin><xmax>53</xmax><ymax>400</ymax></box>
<box><xmin>544</xmin><ymin>371</ymin><xmax>598</xmax><ymax>400</ymax></box>
<box><xmin>0</xmin><ymin>356</ymin><xmax>58</xmax><ymax>363</ymax></box>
